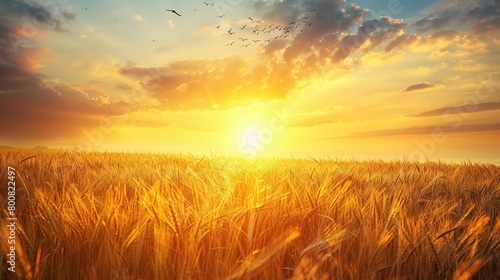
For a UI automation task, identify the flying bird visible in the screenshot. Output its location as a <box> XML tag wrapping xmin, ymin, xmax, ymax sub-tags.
<box><xmin>226</xmin><ymin>41</ymin><xmax>235</xmax><ymax>46</ymax></box>
<box><xmin>238</xmin><ymin>37</ymin><xmax>248</xmax><ymax>41</ymax></box>
<box><xmin>203</xmin><ymin>2</ymin><xmax>214</xmax><ymax>5</ymax></box>
<box><xmin>215</xmin><ymin>25</ymin><xmax>221</xmax><ymax>29</ymax></box>
<box><xmin>252</xmin><ymin>39</ymin><xmax>260</xmax><ymax>43</ymax></box>
<box><xmin>216</xmin><ymin>15</ymin><xmax>225</xmax><ymax>18</ymax></box>
<box><xmin>166</xmin><ymin>9</ymin><xmax>182</xmax><ymax>17</ymax></box>
<box><xmin>240</xmin><ymin>25</ymin><xmax>247</xmax><ymax>30</ymax></box>
<box><xmin>242</xmin><ymin>44</ymin><xmax>251</xmax><ymax>47</ymax></box>
<box><xmin>248</xmin><ymin>17</ymin><xmax>254</xmax><ymax>21</ymax></box>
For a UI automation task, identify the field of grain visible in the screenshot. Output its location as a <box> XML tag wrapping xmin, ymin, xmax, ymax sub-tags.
<box><xmin>1</xmin><ymin>150</ymin><xmax>499</xmax><ymax>279</ymax></box>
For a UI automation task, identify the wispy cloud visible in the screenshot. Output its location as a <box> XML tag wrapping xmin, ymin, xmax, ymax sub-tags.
<box><xmin>341</xmin><ymin>124</ymin><xmax>500</xmax><ymax>138</ymax></box>
<box><xmin>411</xmin><ymin>101</ymin><xmax>500</xmax><ymax>117</ymax></box>
<box><xmin>402</xmin><ymin>82</ymin><xmax>438</xmax><ymax>92</ymax></box>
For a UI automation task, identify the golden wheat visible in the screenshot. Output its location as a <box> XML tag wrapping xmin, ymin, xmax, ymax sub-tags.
<box><xmin>0</xmin><ymin>149</ymin><xmax>499</xmax><ymax>279</ymax></box>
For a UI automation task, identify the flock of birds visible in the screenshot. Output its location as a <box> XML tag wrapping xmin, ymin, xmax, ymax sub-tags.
<box><xmin>165</xmin><ymin>2</ymin><xmax>327</xmax><ymax>48</ymax></box>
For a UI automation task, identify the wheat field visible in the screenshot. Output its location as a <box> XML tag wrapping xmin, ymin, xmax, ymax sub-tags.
<box><xmin>1</xmin><ymin>149</ymin><xmax>499</xmax><ymax>279</ymax></box>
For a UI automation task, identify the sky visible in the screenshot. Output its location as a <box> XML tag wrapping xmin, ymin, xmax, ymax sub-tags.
<box><xmin>0</xmin><ymin>0</ymin><xmax>499</xmax><ymax>162</ymax></box>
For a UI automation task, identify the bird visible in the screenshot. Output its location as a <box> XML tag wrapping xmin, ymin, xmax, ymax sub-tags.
<box><xmin>152</xmin><ymin>40</ymin><xmax>155</xmax><ymax>42</ymax></box>
<box><xmin>248</xmin><ymin>17</ymin><xmax>254</xmax><ymax>21</ymax></box>
<box><xmin>166</xmin><ymin>9</ymin><xmax>182</xmax><ymax>17</ymax></box>
<box><xmin>238</xmin><ymin>37</ymin><xmax>248</xmax><ymax>41</ymax></box>
<box><xmin>252</xmin><ymin>39</ymin><xmax>260</xmax><ymax>43</ymax></box>
<box><xmin>226</xmin><ymin>41</ymin><xmax>235</xmax><ymax>46</ymax></box>
<box><xmin>216</xmin><ymin>15</ymin><xmax>225</xmax><ymax>18</ymax></box>
<box><xmin>309</xmin><ymin>9</ymin><xmax>316</xmax><ymax>12</ymax></box>
<box><xmin>203</xmin><ymin>1</ymin><xmax>214</xmax><ymax>5</ymax></box>
<box><xmin>215</xmin><ymin>25</ymin><xmax>221</xmax><ymax>29</ymax></box>
<box><xmin>240</xmin><ymin>25</ymin><xmax>247</xmax><ymax>30</ymax></box>
<box><xmin>227</xmin><ymin>28</ymin><xmax>235</xmax><ymax>35</ymax></box>
<box><xmin>242</xmin><ymin>43</ymin><xmax>251</xmax><ymax>47</ymax></box>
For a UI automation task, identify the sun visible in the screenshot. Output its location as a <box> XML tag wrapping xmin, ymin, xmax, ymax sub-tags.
<box><xmin>242</xmin><ymin>128</ymin><xmax>260</xmax><ymax>148</ymax></box>
<box><xmin>237</xmin><ymin>128</ymin><xmax>262</xmax><ymax>156</ymax></box>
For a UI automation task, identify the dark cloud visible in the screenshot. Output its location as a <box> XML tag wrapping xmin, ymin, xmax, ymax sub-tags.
<box><xmin>0</xmin><ymin>0</ymin><xmax>76</xmax><ymax>92</ymax></box>
<box><xmin>385</xmin><ymin>33</ymin><xmax>418</xmax><ymax>52</ymax></box>
<box><xmin>414</xmin><ymin>13</ymin><xmax>453</xmax><ymax>33</ymax></box>
<box><xmin>0</xmin><ymin>1</ymin><xmax>138</xmax><ymax>141</ymax></box>
<box><xmin>402</xmin><ymin>82</ymin><xmax>437</xmax><ymax>92</ymax></box>
<box><xmin>412</xmin><ymin>0</ymin><xmax>500</xmax><ymax>38</ymax></box>
<box><xmin>410</xmin><ymin>101</ymin><xmax>500</xmax><ymax>117</ymax></box>
<box><xmin>0</xmin><ymin>86</ymin><xmax>134</xmax><ymax>140</ymax></box>
<box><xmin>465</xmin><ymin>0</ymin><xmax>500</xmax><ymax>35</ymax></box>
<box><xmin>253</xmin><ymin>0</ymin><xmax>412</xmax><ymax>73</ymax></box>
<box><xmin>0</xmin><ymin>0</ymin><xmax>76</xmax><ymax>35</ymax></box>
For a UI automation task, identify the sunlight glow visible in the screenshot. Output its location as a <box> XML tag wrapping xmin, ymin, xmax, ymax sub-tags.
<box><xmin>242</xmin><ymin>128</ymin><xmax>260</xmax><ymax>149</ymax></box>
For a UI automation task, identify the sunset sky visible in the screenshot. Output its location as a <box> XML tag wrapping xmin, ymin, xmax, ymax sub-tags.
<box><xmin>0</xmin><ymin>0</ymin><xmax>499</xmax><ymax>162</ymax></box>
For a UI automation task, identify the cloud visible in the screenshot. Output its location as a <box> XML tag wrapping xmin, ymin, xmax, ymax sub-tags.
<box><xmin>342</xmin><ymin>123</ymin><xmax>500</xmax><ymax>138</ymax></box>
<box><xmin>0</xmin><ymin>0</ymin><xmax>76</xmax><ymax>35</ymax></box>
<box><xmin>118</xmin><ymin>58</ymin><xmax>295</xmax><ymax>110</ymax></box>
<box><xmin>0</xmin><ymin>0</ymin><xmax>76</xmax><ymax>91</ymax></box>
<box><xmin>0</xmin><ymin>1</ymin><xmax>138</xmax><ymax>141</ymax></box>
<box><xmin>465</xmin><ymin>0</ymin><xmax>500</xmax><ymax>36</ymax></box>
<box><xmin>413</xmin><ymin>0</ymin><xmax>500</xmax><ymax>39</ymax></box>
<box><xmin>414</xmin><ymin>13</ymin><xmax>454</xmax><ymax>33</ymax></box>
<box><xmin>385</xmin><ymin>33</ymin><xmax>418</xmax><ymax>52</ymax></box>
<box><xmin>402</xmin><ymin>82</ymin><xmax>437</xmax><ymax>92</ymax></box>
<box><xmin>287</xmin><ymin>106</ymin><xmax>344</xmax><ymax>127</ymax></box>
<box><xmin>411</xmin><ymin>101</ymin><xmax>500</xmax><ymax>117</ymax></box>
<box><xmin>0</xmin><ymin>86</ymin><xmax>135</xmax><ymax>140</ymax></box>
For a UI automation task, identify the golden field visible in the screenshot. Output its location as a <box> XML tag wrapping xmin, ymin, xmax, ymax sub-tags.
<box><xmin>1</xmin><ymin>150</ymin><xmax>499</xmax><ymax>279</ymax></box>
